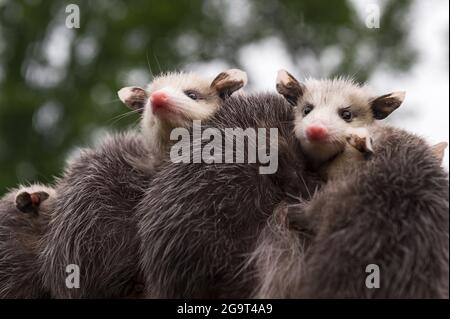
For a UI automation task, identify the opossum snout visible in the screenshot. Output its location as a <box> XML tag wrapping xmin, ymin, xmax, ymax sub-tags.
<box><xmin>306</xmin><ymin>125</ymin><xmax>328</xmax><ymax>142</ymax></box>
<box><xmin>150</xmin><ymin>91</ymin><xmax>169</xmax><ymax>113</ymax></box>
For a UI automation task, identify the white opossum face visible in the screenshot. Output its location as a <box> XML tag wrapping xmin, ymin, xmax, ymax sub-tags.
<box><xmin>276</xmin><ymin>69</ymin><xmax>405</xmax><ymax>163</ymax></box>
<box><xmin>118</xmin><ymin>69</ymin><xmax>247</xmax><ymax>130</ymax></box>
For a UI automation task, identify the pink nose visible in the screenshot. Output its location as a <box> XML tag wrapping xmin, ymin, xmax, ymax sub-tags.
<box><xmin>306</xmin><ymin>125</ymin><xmax>328</xmax><ymax>142</ymax></box>
<box><xmin>150</xmin><ymin>91</ymin><xmax>168</xmax><ymax>112</ymax></box>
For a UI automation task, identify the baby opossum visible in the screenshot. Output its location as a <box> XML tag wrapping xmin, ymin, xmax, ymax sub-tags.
<box><xmin>39</xmin><ymin>69</ymin><xmax>247</xmax><ymax>298</ymax></box>
<box><xmin>249</xmin><ymin>71</ymin><xmax>449</xmax><ymax>298</ymax></box>
<box><xmin>136</xmin><ymin>93</ymin><xmax>322</xmax><ymax>298</ymax></box>
<box><xmin>250</xmin><ymin>128</ymin><xmax>449</xmax><ymax>299</ymax></box>
<box><xmin>0</xmin><ymin>184</ymin><xmax>55</xmax><ymax>298</ymax></box>
<box><xmin>118</xmin><ymin>69</ymin><xmax>248</xmax><ymax>163</ymax></box>
<box><xmin>249</xmin><ymin>71</ymin><xmax>449</xmax><ymax>297</ymax></box>
<box><xmin>276</xmin><ymin>69</ymin><xmax>406</xmax><ymax>180</ymax></box>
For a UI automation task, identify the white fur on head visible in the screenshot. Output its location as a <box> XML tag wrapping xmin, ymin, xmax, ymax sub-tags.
<box><xmin>277</xmin><ymin>69</ymin><xmax>406</xmax><ymax>164</ymax></box>
<box><xmin>144</xmin><ymin>72</ymin><xmax>218</xmax><ymax>129</ymax></box>
<box><xmin>291</xmin><ymin>77</ymin><xmax>375</xmax><ymax>163</ymax></box>
<box><xmin>140</xmin><ymin>69</ymin><xmax>247</xmax><ymax>155</ymax></box>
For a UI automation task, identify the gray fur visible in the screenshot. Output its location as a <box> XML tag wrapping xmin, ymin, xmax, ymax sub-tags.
<box><xmin>0</xmin><ymin>187</ymin><xmax>53</xmax><ymax>298</ymax></box>
<box><xmin>38</xmin><ymin>70</ymin><xmax>245</xmax><ymax>298</ymax></box>
<box><xmin>251</xmin><ymin>126</ymin><xmax>449</xmax><ymax>298</ymax></box>
<box><xmin>248</xmin><ymin>203</ymin><xmax>313</xmax><ymax>298</ymax></box>
<box><xmin>39</xmin><ymin>131</ymin><xmax>152</xmax><ymax>298</ymax></box>
<box><xmin>136</xmin><ymin>93</ymin><xmax>321</xmax><ymax>298</ymax></box>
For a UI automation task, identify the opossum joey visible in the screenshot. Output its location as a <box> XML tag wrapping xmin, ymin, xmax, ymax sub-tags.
<box><xmin>117</xmin><ymin>69</ymin><xmax>248</xmax><ymax>161</ymax></box>
<box><xmin>276</xmin><ymin>69</ymin><xmax>407</xmax><ymax>180</ymax></box>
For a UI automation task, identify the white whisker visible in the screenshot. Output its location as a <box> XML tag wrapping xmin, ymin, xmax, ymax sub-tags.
<box><xmin>146</xmin><ymin>51</ymin><xmax>154</xmax><ymax>79</ymax></box>
<box><xmin>153</xmin><ymin>52</ymin><xmax>162</xmax><ymax>73</ymax></box>
<box><xmin>107</xmin><ymin>109</ymin><xmax>142</xmax><ymax>126</ymax></box>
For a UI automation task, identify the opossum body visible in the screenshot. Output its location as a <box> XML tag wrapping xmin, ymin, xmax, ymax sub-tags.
<box><xmin>137</xmin><ymin>93</ymin><xmax>322</xmax><ymax>298</ymax></box>
<box><xmin>40</xmin><ymin>69</ymin><xmax>247</xmax><ymax>298</ymax></box>
<box><xmin>0</xmin><ymin>184</ymin><xmax>55</xmax><ymax>298</ymax></box>
<box><xmin>251</xmin><ymin>126</ymin><xmax>449</xmax><ymax>298</ymax></box>
<box><xmin>39</xmin><ymin>132</ymin><xmax>152</xmax><ymax>298</ymax></box>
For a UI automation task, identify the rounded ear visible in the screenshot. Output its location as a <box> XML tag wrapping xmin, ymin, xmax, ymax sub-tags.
<box><xmin>35</xmin><ymin>191</ymin><xmax>50</xmax><ymax>203</ymax></box>
<box><xmin>431</xmin><ymin>142</ymin><xmax>448</xmax><ymax>164</ymax></box>
<box><xmin>15</xmin><ymin>191</ymin><xmax>49</xmax><ymax>215</ymax></box>
<box><xmin>276</xmin><ymin>69</ymin><xmax>305</xmax><ymax>106</ymax></box>
<box><xmin>117</xmin><ymin>87</ymin><xmax>148</xmax><ymax>112</ymax></box>
<box><xmin>370</xmin><ymin>91</ymin><xmax>406</xmax><ymax>120</ymax></box>
<box><xmin>210</xmin><ymin>69</ymin><xmax>248</xmax><ymax>99</ymax></box>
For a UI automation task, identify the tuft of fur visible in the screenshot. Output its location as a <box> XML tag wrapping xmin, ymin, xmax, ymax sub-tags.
<box><xmin>137</xmin><ymin>93</ymin><xmax>322</xmax><ymax>298</ymax></box>
<box><xmin>39</xmin><ymin>131</ymin><xmax>152</xmax><ymax>298</ymax></box>
<box><xmin>0</xmin><ymin>184</ymin><xmax>55</xmax><ymax>298</ymax></box>
<box><xmin>251</xmin><ymin>126</ymin><xmax>449</xmax><ymax>298</ymax></box>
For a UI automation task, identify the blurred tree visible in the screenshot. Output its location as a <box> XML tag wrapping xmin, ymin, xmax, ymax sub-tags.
<box><xmin>0</xmin><ymin>0</ymin><xmax>415</xmax><ymax>194</ymax></box>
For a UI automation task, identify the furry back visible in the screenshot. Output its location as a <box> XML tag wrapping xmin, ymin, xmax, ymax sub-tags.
<box><xmin>252</xmin><ymin>126</ymin><xmax>449</xmax><ymax>298</ymax></box>
<box><xmin>137</xmin><ymin>93</ymin><xmax>321</xmax><ymax>298</ymax></box>
<box><xmin>0</xmin><ymin>186</ymin><xmax>53</xmax><ymax>298</ymax></box>
<box><xmin>39</xmin><ymin>131</ymin><xmax>153</xmax><ymax>298</ymax></box>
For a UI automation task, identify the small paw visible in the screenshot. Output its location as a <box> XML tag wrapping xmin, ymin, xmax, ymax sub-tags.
<box><xmin>346</xmin><ymin>128</ymin><xmax>374</xmax><ymax>155</ymax></box>
<box><xmin>15</xmin><ymin>191</ymin><xmax>49</xmax><ymax>215</ymax></box>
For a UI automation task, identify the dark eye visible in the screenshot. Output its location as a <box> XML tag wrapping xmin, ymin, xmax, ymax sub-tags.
<box><xmin>303</xmin><ymin>104</ymin><xmax>314</xmax><ymax>116</ymax></box>
<box><xmin>184</xmin><ymin>90</ymin><xmax>200</xmax><ymax>100</ymax></box>
<box><xmin>339</xmin><ymin>109</ymin><xmax>353</xmax><ymax>122</ymax></box>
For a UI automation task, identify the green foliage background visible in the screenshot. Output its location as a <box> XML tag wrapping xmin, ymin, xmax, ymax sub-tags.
<box><xmin>0</xmin><ymin>0</ymin><xmax>415</xmax><ymax>194</ymax></box>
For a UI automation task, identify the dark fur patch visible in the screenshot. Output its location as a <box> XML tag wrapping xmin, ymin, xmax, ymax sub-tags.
<box><xmin>15</xmin><ymin>192</ymin><xmax>35</xmax><ymax>214</ymax></box>
<box><xmin>371</xmin><ymin>94</ymin><xmax>403</xmax><ymax>120</ymax></box>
